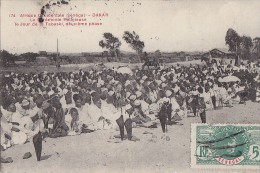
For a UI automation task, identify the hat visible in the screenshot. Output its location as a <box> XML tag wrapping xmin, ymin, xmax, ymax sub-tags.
<box><xmin>108</xmin><ymin>91</ymin><xmax>114</xmax><ymax>96</ymax></box>
<box><xmin>165</xmin><ymin>90</ymin><xmax>172</xmax><ymax>97</ymax></box>
<box><xmin>101</xmin><ymin>88</ymin><xmax>108</xmax><ymax>92</ymax></box>
<box><xmin>125</xmin><ymin>80</ymin><xmax>131</xmax><ymax>86</ymax></box>
<box><xmin>129</xmin><ymin>95</ymin><xmax>137</xmax><ymax>100</ymax></box>
<box><xmin>135</xmin><ymin>91</ymin><xmax>142</xmax><ymax>98</ymax></box>
<box><xmin>22</xmin><ymin>99</ymin><xmax>30</xmax><ymax>107</ymax></box>
<box><xmin>126</xmin><ymin>92</ymin><xmax>131</xmax><ymax>98</ymax></box>
<box><xmin>142</xmin><ymin>76</ymin><xmax>148</xmax><ymax>80</ymax></box>
<box><xmin>156</xmin><ymin>80</ymin><xmax>162</xmax><ymax>85</ymax></box>
<box><xmin>161</xmin><ymin>76</ymin><xmax>166</xmax><ymax>82</ymax></box>
<box><xmin>97</xmin><ymin>83</ymin><xmax>102</xmax><ymax>88</ymax></box>
<box><xmin>134</xmin><ymin>100</ymin><xmax>141</xmax><ymax>106</ymax></box>
<box><xmin>125</xmin><ymin>104</ymin><xmax>132</xmax><ymax>110</ymax></box>
<box><xmin>162</xmin><ymin>97</ymin><xmax>170</xmax><ymax>103</ymax></box>
<box><xmin>48</xmin><ymin>90</ymin><xmax>54</xmax><ymax>96</ymax></box>
<box><xmin>161</xmin><ymin>83</ymin><xmax>167</xmax><ymax>88</ymax></box>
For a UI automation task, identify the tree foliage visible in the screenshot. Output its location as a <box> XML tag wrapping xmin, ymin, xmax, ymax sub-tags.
<box><xmin>225</xmin><ymin>28</ymin><xmax>241</xmax><ymax>53</ymax></box>
<box><xmin>99</xmin><ymin>33</ymin><xmax>121</xmax><ymax>60</ymax></box>
<box><xmin>122</xmin><ymin>31</ymin><xmax>145</xmax><ymax>54</ymax></box>
<box><xmin>20</xmin><ymin>52</ymin><xmax>39</xmax><ymax>62</ymax></box>
<box><xmin>252</xmin><ymin>37</ymin><xmax>260</xmax><ymax>60</ymax></box>
<box><xmin>240</xmin><ymin>36</ymin><xmax>253</xmax><ymax>59</ymax></box>
<box><xmin>0</xmin><ymin>50</ymin><xmax>16</xmax><ymax>66</ymax></box>
<box><xmin>225</xmin><ymin>28</ymin><xmax>255</xmax><ymax>62</ymax></box>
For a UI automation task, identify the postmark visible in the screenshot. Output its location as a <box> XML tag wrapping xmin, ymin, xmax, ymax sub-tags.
<box><xmin>191</xmin><ymin>124</ymin><xmax>260</xmax><ymax>169</ymax></box>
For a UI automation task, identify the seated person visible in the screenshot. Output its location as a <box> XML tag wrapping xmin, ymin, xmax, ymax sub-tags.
<box><xmin>48</xmin><ymin>95</ymin><xmax>69</xmax><ymax>138</ymax></box>
<box><xmin>65</xmin><ymin>108</ymin><xmax>81</xmax><ymax>136</ymax></box>
<box><xmin>130</xmin><ymin>100</ymin><xmax>151</xmax><ymax>124</ymax></box>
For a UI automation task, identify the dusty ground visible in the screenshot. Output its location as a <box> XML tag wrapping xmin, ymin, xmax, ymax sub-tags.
<box><xmin>0</xmin><ymin>60</ymin><xmax>204</xmax><ymax>73</ymax></box>
<box><xmin>1</xmin><ymin>101</ymin><xmax>260</xmax><ymax>173</ymax></box>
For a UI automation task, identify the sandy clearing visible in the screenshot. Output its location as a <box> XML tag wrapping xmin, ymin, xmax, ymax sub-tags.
<box><xmin>1</xmin><ymin>101</ymin><xmax>260</xmax><ymax>173</ymax></box>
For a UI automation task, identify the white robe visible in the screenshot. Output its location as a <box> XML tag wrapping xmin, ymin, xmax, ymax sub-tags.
<box><xmin>101</xmin><ymin>100</ymin><xmax>117</xmax><ymax>124</ymax></box>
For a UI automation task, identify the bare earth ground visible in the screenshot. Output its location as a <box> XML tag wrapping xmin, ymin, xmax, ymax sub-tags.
<box><xmin>0</xmin><ymin>60</ymin><xmax>204</xmax><ymax>73</ymax></box>
<box><xmin>1</xmin><ymin>101</ymin><xmax>260</xmax><ymax>173</ymax></box>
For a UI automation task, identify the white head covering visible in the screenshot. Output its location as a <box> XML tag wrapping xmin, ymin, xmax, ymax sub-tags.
<box><xmin>165</xmin><ymin>90</ymin><xmax>172</xmax><ymax>97</ymax></box>
<box><xmin>135</xmin><ymin>91</ymin><xmax>142</xmax><ymax>98</ymax></box>
<box><xmin>134</xmin><ymin>100</ymin><xmax>141</xmax><ymax>106</ymax></box>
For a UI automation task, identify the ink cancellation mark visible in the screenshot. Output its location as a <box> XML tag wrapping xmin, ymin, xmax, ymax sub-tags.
<box><xmin>191</xmin><ymin>124</ymin><xmax>260</xmax><ymax>169</ymax></box>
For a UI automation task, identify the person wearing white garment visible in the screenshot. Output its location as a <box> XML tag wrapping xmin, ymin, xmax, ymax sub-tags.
<box><xmin>88</xmin><ymin>92</ymin><xmax>112</xmax><ymax>130</ymax></box>
<box><xmin>100</xmin><ymin>93</ymin><xmax>118</xmax><ymax>128</ymax></box>
<box><xmin>0</xmin><ymin>102</ymin><xmax>30</xmax><ymax>146</ymax></box>
<box><xmin>135</xmin><ymin>91</ymin><xmax>149</xmax><ymax>115</ymax></box>
<box><xmin>71</xmin><ymin>94</ymin><xmax>95</xmax><ymax>131</ymax></box>
<box><xmin>168</xmin><ymin>91</ymin><xmax>184</xmax><ymax>118</ymax></box>
<box><xmin>18</xmin><ymin>99</ymin><xmax>39</xmax><ymax>118</ymax></box>
<box><xmin>204</xmin><ymin>84</ymin><xmax>214</xmax><ymax>110</ymax></box>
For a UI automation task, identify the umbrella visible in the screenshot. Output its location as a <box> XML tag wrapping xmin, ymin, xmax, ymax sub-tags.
<box><xmin>116</xmin><ymin>115</ymin><xmax>125</xmax><ymax>141</ymax></box>
<box><xmin>219</xmin><ymin>76</ymin><xmax>240</xmax><ymax>83</ymax></box>
<box><xmin>33</xmin><ymin>132</ymin><xmax>42</xmax><ymax>161</ymax></box>
<box><xmin>124</xmin><ymin>118</ymin><xmax>133</xmax><ymax>140</ymax></box>
<box><xmin>116</xmin><ymin>66</ymin><xmax>133</xmax><ymax>75</ymax></box>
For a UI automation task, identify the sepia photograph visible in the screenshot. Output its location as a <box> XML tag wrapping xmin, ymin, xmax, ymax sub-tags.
<box><xmin>1</xmin><ymin>0</ymin><xmax>260</xmax><ymax>172</ymax></box>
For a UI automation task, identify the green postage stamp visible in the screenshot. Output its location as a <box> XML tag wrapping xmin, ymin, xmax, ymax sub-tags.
<box><xmin>191</xmin><ymin>124</ymin><xmax>260</xmax><ymax>169</ymax></box>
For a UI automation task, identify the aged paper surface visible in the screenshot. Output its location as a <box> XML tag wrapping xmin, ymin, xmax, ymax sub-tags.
<box><xmin>1</xmin><ymin>0</ymin><xmax>260</xmax><ymax>173</ymax></box>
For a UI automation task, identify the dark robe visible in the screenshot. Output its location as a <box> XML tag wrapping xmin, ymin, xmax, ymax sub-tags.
<box><xmin>48</xmin><ymin>104</ymin><xmax>69</xmax><ymax>138</ymax></box>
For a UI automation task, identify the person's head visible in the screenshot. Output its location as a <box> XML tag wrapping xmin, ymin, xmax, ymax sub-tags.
<box><xmin>21</xmin><ymin>99</ymin><xmax>30</xmax><ymax>110</ymax></box>
<box><xmin>92</xmin><ymin>93</ymin><xmax>101</xmax><ymax>109</ymax></box>
<box><xmin>35</xmin><ymin>97</ymin><xmax>44</xmax><ymax>108</ymax></box>
<box><xmin>65</xmin><ymin>90</ymin><xmax>72</xmax><ymax>104</ymax></box>
<box><xmin>198</xmin><ymin>86</ymin><xmax>203</xmax><ymax>94</ymax></box>
<box><xmin>73</xmin><ymin>94</ymin><xmax>83</xmax><ymax>108</ymax></box>
<box><xmin>50</xmin><ymin>95</ymin><xmax>61</xmax><ymax>109</ymax></box>
<box><xmin>205</xmin><ymin>84</ymin><xmax>210</xmax><ymax>92</ymax></box>
<box><xmin>69</xmin><ymin>108</ymin><xmax>79</xmax><ymax>121</ymax></box>
<box><xmin>7</xmin><ymin>102</ymin><xmax>16</xmax><ymax>112</ymax></box>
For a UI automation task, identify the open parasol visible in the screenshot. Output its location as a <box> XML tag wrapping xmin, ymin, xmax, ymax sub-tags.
<box><xmin>116</xmin><ymin>66</ymin><xmax>133</xmax><ymax>75</ymax></box>
<box><xmin>218</xmin><ymin>76</ymin><xmax>240</xmax><ymax>83</ymax></box>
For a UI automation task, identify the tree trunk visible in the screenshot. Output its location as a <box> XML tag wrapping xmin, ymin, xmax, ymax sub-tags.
<box><xmin>235</xmin><ymin>45</ymin><xmax>241</xmax><ymax>66</ymax></box>
<box><xmin>114</xmin><ymin>49</ymin><xmax>118</xmax><ymax>62</ymax></box>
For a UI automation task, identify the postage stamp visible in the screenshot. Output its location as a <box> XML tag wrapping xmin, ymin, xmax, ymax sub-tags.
<box><xmin>191</xmin><ymin>124</ymin><xmax>260</xmax><ymax>169</ymax></box>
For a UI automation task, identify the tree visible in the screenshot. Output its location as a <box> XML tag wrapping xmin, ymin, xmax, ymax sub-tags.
<box><xmin>122</xmin><ymin>31</ymin><xmax>145</xmax><ymax>54</ymax></box>
<box><xmin>225</xmin><ymin>28</ymin><xmax>241</xmax><ymax>66</ymax></box>
<box><xmin>240</xmin><ymin>36</ymin><xmax>253</xmax><ymax>60</ymax></box>
<box><xmin>155</xmin><ymin>50</ymin><xmax>161</xmax><ymax>58</ymax></box>
<box><xmin>99</xmin><ymin>33</ymin><xmax>121</xmax><ymax>61</ymax></box>
<box><xmin>252</xmin><ymin>37</ymin><xmax>260</xmax><ymax>60</ymax></box>
<box><xmin>20</xmin><ymin>52</ymin><xmax>39</xmax><ymax>62</ymax></box>
<box><xmin>0</xmin><ymin>50</ymin><xmax>16</xmax><ymax>66</ymax></box>
<box><xmin>140</xmin><ymin>52</ymin><xmax>148</xmax><ymax>62</ymax></box>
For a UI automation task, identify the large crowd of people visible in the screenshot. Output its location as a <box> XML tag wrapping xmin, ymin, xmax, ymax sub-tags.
<box><xmin>1</xmin><ymin>59</ymin><xmax>260</xmax><ymax>150</ymax></box>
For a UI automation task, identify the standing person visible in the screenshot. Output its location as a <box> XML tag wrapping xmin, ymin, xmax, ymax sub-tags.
<box><xmin>209</xmin><ymin>83</ymin><xmax>217</xmax><ymax>110</ymax></box>
<box><xmin>197</xmin><ymin>87</ymin><xmax>207</xmax><ymax>123</ymax></box>
<box><xmin>189</xmin><ymin>88</ymin><xmax>199</xmax><ymax>117</ymax></box>
<box><xmin>256</xmin><ymin>84</ymin><xmax>260</xmax><ymax>102</ymax></box>
<box><xmin>204</xmin><ymin>84</ymin><xmax>214</xmax><ymax>110</ymax></box>
<box><xmin>158</xmin><ymin>97</ymin><xmax>171</xmax><ymax>132</ymax></box>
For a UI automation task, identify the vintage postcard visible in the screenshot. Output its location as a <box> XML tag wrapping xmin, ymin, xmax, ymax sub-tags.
<box><xmin>1</xmin><ymin>0</ymin><xmax>260</xmax><ymax>173</ymax></box>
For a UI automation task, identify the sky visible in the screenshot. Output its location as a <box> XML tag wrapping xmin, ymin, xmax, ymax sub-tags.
<box><xmin>1</xmin><ymin>0</ymin><xmax>260</xmax><ymax>54</ymax></box>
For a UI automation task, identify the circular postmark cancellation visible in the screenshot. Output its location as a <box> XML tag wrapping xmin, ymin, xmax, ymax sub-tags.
<box><xmin>192</xmin><ymin>124</ymin><xmax>260</xmax><ymax>168</ymax></box>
